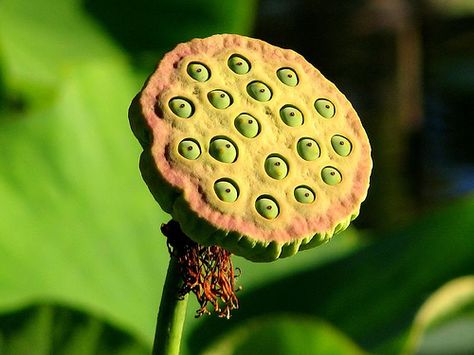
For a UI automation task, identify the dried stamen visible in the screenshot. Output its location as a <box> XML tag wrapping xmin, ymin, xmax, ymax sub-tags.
<box><xmin>161</xmin><ymin>220</ymin><xmax>240</xmax><ymax>318</ymax></box>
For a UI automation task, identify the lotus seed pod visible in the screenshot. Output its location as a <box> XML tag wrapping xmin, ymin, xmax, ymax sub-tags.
<box><xmin>129</xmin><ymin>34</ymin><xmax>372</xmax><ymax>262</ymax></box>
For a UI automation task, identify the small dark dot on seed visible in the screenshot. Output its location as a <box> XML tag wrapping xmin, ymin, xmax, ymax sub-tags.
<box><xmin>266</xmin><ymin>206</ymin><xmax>272</xmax><ymax>210</ymax></box>
<box><xmin>220</xmin><ymin>93</ymin><xmax>225</xmax><ymax>98</ymax></box>
<box><xmin>248</xmin><ymin>119</ymin><xmax>253</xmax><ymax>124</ymax></box>
<box><xmin>340</xmin><ymin>141</ymin><xmax>344</xmax><ymax>145</ymax></box>
<box><xmin>196</xmin><ymin>68</ymin><xmax>202</xmax><ymax>72</ymax></box>
<box><xmin>307</xmin><ymin>143</ymin><xmax>312</xmax><ymax>147</ymax></box>
<box><xmin>225</xmin><ymin>188</ymin><xmax>231</xmax><ymax>193</ymax></box>
<box><xmin>290</xmin><ymin>112</ymin><xmax>295</xmax><ymax>117</ymax></box>
<box><xmin>305</xmin><ymin>193</ymin><xmax>310</xmax><ymax>197</ymax></box>
<box><xmin>237</xmin><ymin>62</ymin><xmax>242</xmax><ymax>66</ymax></box>
<box><xmin>330</xmin><ymin>172</ymin><xmax>335</xmax><ymax>176</ymax></box>
<box><xmin>325</xmin><ymin>105</ymin><xmax>330</xmax><ymax>109</ymax></box>
<box><xmin>288</xmin><ymin>74</ymin><xmax>293</xmax><ymax>78</ymax></box>
<box><xmin>226</xmin><ymin>144</ymin><xmax>231</xmax><ymax>148</ymax></box>
<box><xmin>179</xmin><ymin>104</ymin><xmax>185</xmax><ymax>108</ymax></box>
<box><xmin>275</xmin><ymin>162</ymin><xmax>281</xmax><ymax>166</ymax></box>
<box><xmin>259</xmin><ymin>89</ymin><xmax>265</xmax><ymax>93</ymax></box>
<box><xmin>187</xmin><ymin>146</ymin><xmax>193</xmax><ymax>151</ymax></box>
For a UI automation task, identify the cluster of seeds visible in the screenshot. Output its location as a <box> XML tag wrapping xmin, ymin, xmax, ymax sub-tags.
<box><xmin>166</xmin><ymin>54</ymin><xmax>354</xmax><ymax>221</ymax></box>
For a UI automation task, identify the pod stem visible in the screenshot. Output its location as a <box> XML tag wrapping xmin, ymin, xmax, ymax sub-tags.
<box><xmin>152</xmin><ymin>254</ymin><xmax>188</xmax><ymax>355</ymax></box>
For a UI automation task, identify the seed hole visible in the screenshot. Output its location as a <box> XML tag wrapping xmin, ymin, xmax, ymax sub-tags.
<box><xmin>294</xmin><ymin>185</ymin><xmax>315</xmax><ymax>204</ymax></box>
<box><xmin>255</xmin><ymin>195</ymin><xmax>279</xmax><ymax>219</ymax></box>
<box><xmin>214</xmin><ymin>178</ymin><xmax>239</xmax><ymax>202</ymax></box>
<box><xmin>264</xmin><ymin>154</ymin><xmax>289</xmax><ymax>180</ymax></box>
<box><xmin>277</xmin><ymin>68</ymin><xmax>299</xmax><ymax>86</ymax></box>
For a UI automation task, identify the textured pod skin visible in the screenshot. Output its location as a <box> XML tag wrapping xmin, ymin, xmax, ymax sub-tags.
<box><xmin>129</xmin><ymin>34</ymin><xmax>372</xmax><ymax>262</ymax></box>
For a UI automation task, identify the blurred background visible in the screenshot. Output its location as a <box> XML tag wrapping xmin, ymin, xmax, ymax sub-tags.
<box><xmin>1</xmin><ymin>0</ymin><xmax>473</xmax><ymax>354</ymax></box>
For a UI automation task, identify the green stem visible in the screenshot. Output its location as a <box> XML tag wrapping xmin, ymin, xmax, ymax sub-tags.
<box><xmin>152</xmin><ymin>255</ymin><xmax>188</xmax><ymax>355</ymax></box>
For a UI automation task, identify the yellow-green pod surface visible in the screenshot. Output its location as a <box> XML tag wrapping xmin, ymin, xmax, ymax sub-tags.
<box><xmin>129</xmin><ymin>34</ymin><xmax>372</xmax><ymax>262</ymax></box>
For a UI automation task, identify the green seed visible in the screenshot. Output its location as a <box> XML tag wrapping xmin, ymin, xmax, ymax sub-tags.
<box><xmin>209</xmin><ymin>138</ymin><xmax>237</xmax><ymax>163</ymax></box>
<box><xmin>294</xmin><ymin>186</ymin><xmax>315</xmax><ymax>203</ymax></box>
<box><xmin>314</xmin><ymin>98</ymin><xmax>335</xmax><ymax>118</ymax></box>
<box><xmin>321</xmin><ymin>167</ymin><xmax>342</xmax><ymax>185</ymax></box>
<box><xmin>228</xmin><ymin>55</ymin><xmax>250</xmax><ymax>74</ymax></box>
<box><xmin>297</xmin><ymin>138</ymin><xmax>320</xmax><ymax>161</ymax></box>
<box><xmin>255</xmin><ymin>197</ymin><xmax>279</xmax><ymax>219</ymax></box>
<box><xmin>264</xmin><ymin>155</ymin><xmax>288</xmax><ymax>180</ymax></box>
<box><xmin>277</xmin><ymin>68</ymin><xmax>298</xmax><ymax>86</ymax></box>
<box><xmin>331</xmin><ymin>135</ymin><xmax>352</xmax><ymax>156</ymax></box>
<box><xmin>214</xmin><ymin>180</ymin><xmax>239</xmax><ymax>202</ymax></box>
<box><xmin>168</xmin><ymin>98</ymin><xmax>193</xmax><ymax>118</ymax></box>
<box><xmin>280</xmin><ymin>105</ymin><xmax>303</xmax><ymax>127</ymax></box>
<box><xmin>178</xmin><ymin>139</ymin><xmax>201</xmax><ymax>160</ymax></box>
<box><xmin>247</xmin><ymin>81</ymin><xmax>272</xmax><ymax>102</ymax></box>
<box><xmin>187</xmin><ymin>62</ymin><xmax>210</xmax><ymax>82</ymax></box>
<box><xmin>208</xmin><ymin>90</ymin><xmax>232</xmax><ymax>109</ymax></box>
<box><xmin>234</xmin><ymin>113</ymin><xmax>260</xmax><ymax>138</ymax></box>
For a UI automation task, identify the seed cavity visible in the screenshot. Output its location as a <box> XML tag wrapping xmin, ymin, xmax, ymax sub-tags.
<box><xmin>214</xmin><ymin>179</ymin><xmax>239</xmax><ymax>202</ymax></box>
<box><xmin>294</xmin><ymin>186</ymin><xmax>315</xmax><ymax>203</ymax></box>
<box><xmin>168</xmin><ymin>97</ymin><xmax>194</xmax><ymax>118</ymax></box>
<box><xmin>264</xmin><ymin>155</ymin><xmax>288</xmax><ymax>180</ymax></box>
<box><xmin>234</xmin><ymin>113</ymin><xmax>260</xmax><ymax>138</ymax></box>
<box><xmin>246</xmin><ymin>81</ymin><xmax>272</xmax><ymax>102</ymax></box>
<box><xmin>178</xmin><ymin>139</ymin><xmax>201</xmax><ymax>160</ymax></box>
<box><xmin>331</xmin><ymin>135</ymin><xmax>352</xmax><ymax>156</ymax></box>
<box><xmin>209</xmin><ymin>137</ymin><xmax>238</xmax><ymax>163</ymax></box>
<box><xmin>208</xmin><ymin>90</ymin><xmax>232</xmax><ymax>109</ymax></box>
<box><xmin>280</xmin><ymin>105</ymin><xmax>304</xmax><ymax>127</ymax></box>
<box><xmin>321</xmin><ymin>166</ymin><xmax>342</xmax><ymax>185</ymax></box>
<box><xmin>255</xmin><ymin>196</ymin><xmax>279</xmax><ymax>219</ymax></box>
<box><xmin>314</xmin><ymin>98</ymin><xmax>336</xmax><ymax>118</ymax></box>
<box><xmin>297</xmin><ymin>138</ymin><xmax>320</xmax><ymax>161</ymax></box>
<box><xmin>277</xmin><ymin>68</ymin><xmax>299</xmax><ymax>86</ymax></box>
<box><xmin>187</xmin><ymin>62</ymin><xmax>210</xmax><ymax>82</ymax></box>
<box><xmin>228</xmin><ymin>55</ymin><xmax>251</xmax><ymax>74</ymax></box>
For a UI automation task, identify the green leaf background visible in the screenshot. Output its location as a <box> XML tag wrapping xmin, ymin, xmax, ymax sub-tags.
<box><xmin>1</xmin><ymin>0</ymin><xmax>473</xmax><ymax>354</ymax></box>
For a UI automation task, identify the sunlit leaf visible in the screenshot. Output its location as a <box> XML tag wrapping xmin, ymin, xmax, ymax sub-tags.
<box><xmin>402</xmin><ymin>276</ymin><xmax>474</xmax><ymax>355</ymax></box>
<box><xmin>201</xmin><ymin>315</ymin><xmax>366</xmax><ymax>355</ymax></box>
<box><xmin>0</xmin><ymin>304</ymin><xmax>148</xmax><ymax>355</ymax></box>
<box><xmin>0</xmin><ymin>59</ymin><xmax>170</xmax><ymax>346</ymax></box>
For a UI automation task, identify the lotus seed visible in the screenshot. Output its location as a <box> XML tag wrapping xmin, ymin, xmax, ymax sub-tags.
<box><xmin>234</xmin><ymin>113</ymin><xmax>260</xmax><ymax>138</ymax></box>
<box><xmin>294</xmin><ymin>186</ymin><xmax>315</xmax><ymax>203</ymax></box>
<box><xmin>247</xmin><ymin>81</ymin><xmax>272</xmax><ymax>102</ymax></box>
<box><xmin>277</xmin><ymin>68</ymin><xmax>298</xmax><ymax>86</ymax></box>
<box><xmin>264</xmin><ymin>155</ymin><xmax>288</xmax><ymax>180</ymax></box>
<box><xmin>321</xmin><ymin>167</ymin><xmax>342</xmax><ymax>185</ymax></box>
<box><xmin>331</xmin><ymin>135</ymin><xmax>352</xmax><ymax>156</ymax></box>
<box><xmin>280</xmin><ymin>105</ymin><xmax>303</xmax><ymax>127</ymax></box>
<box><xmin>209</xmin><ymin>138</ymin><xmax>237</xmax><ymax>163</ymax></box>
<box><xmin>187</xmin><ymin>62</ymin><xmax>210</xmax><ymax>82</ymax></box>
<box><xmin>297</xmin><ymin>138</ymin><xmax>320</xmax><ymax>161</ymax></box>
<box><xmin>255</xmin><ymin>196</ymin><xmax>279</xmax><ymax>219</ymax></box>
<box><xmin>178</xmin><ymin>139</ymin><xmax>201</xmax><ymax>160</ymax></box>
<box><xmin>214</xmin><ymin>180</ymin><xmax>239</xmax><ymax>202</ymax></box>
<box><xmin>228</xmin><ymin>55</ymin><xmax>250</xmax><ymax>74</ymax></box>
<box><xmin>208</xmin><ymin>90</ymin><xmax>232</xmax><ymax>109</ymax></box>
<box><xmin>314</xmin><ymin>99</ymin><xmax>335</xmax><ymax>118</ymax></box>
<box><xmin>169</xmin><ymin>98</ymin><xmax>193</xmax><ymax>118</ymax></box>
